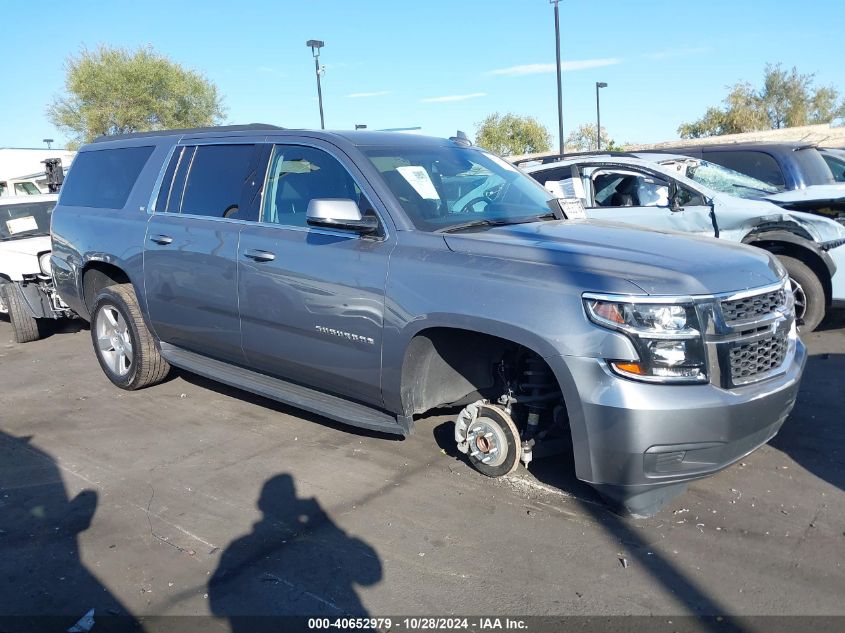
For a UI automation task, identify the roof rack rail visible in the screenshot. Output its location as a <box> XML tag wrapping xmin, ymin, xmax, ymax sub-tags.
<box><xmin>92</xmin><ymin>123</ymin><xmax>285</xmax><ymax>143</ymax></box>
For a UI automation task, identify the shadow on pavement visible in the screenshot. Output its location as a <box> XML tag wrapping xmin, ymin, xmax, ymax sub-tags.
<box><xmin>433</xmin><ymin>413</ymin><xmax>748</xmax><ymax>631</ymax></box>
<box><xmin>208</xmin><ymin>473</ymin><xmax>381</xmax><ymax>631</ymax></box>
<box><xmin>0</xmin><ymin>430</ymin><xmax>142</xmax><ymax>631</ymax></box>
<box><xmin>770</xmin><ymin>351</ymin><xmax>844</xmax><ymax>492</ymax></box>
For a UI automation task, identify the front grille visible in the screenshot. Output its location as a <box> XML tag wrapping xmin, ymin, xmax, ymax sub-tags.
<box><xmin>729</xmin><ymin>333</ymin><xmax>788</xmax><ymax>383</ymax></box>
<box><xmin>721</xmin><ymin>288</ymin><xmax>786</xmax><ymax>324</ymax></box>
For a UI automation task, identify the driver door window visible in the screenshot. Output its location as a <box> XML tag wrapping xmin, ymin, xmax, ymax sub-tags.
<box><xmin>262</xmin><ymin>145</ymin><xmax>369</xmax><ymax>228</ymax></box>
<box><xmin>592</xmin><ymin>172</ymin><xmax>669</xmax><ymax>209</ymax></box>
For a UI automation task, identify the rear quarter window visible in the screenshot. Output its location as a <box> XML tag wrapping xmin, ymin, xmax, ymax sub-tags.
<box><xmin>60</xmin><ymin>146</ymin><xmax>154</xmax><ymax>209</ymax></box>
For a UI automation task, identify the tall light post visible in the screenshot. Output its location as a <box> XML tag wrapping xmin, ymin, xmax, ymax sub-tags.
<box><xmin>550</xmin><ymin>1</ymin><xmax>564</xmax><ymax>156</ymax></box>
<box><xmin>43</xmin><ymin>138</ymin><xmax>53</xmax><ymax>150</ymax></box>
<box><xmin>306</xmin><ymin>39</ymin><xmax>326</xmax><ymax>129</ymax></box>
<box><xmin>595</xmin><ymin>82</ymin><xmax>607</xmax><ymax>150</ymax></box>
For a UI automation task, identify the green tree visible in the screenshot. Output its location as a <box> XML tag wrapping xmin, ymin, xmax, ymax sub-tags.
<box><xmin>48</xmin><ymin>45</ymin><xmax>225</xmax><ymax>147</ymax></box>
<box><xmin>474</xmin><ymin>112</ymin><xmax>551</xmax><ymax>156</ymax></box>
<box><xmin>678</xmin><ymin>64</ymin><xmax>845</xmax><ymax>139</ymax></box>
<box><xmin>564</xmin><ymin>123</ymin><xmax>624</xmax><ymax>152</ymax></box>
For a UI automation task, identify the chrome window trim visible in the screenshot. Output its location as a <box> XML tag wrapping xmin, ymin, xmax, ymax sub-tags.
<box><xmin>146</xmin><ymin>144</ymin><xmax>178</xmax><ymax>215</ymax></box>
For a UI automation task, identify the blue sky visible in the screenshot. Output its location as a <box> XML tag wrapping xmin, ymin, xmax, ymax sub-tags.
<box><xmin>2</xmin><ymin>0</ymin><xmax>842</xmax><ymax>149</ymax></box>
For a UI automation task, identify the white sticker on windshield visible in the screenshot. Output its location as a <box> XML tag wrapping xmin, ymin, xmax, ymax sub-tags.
<box><xmin>559</xmin><ymin>197</ymin><xmax>587</xmax><ymax>220</ymax></box>
<box><xmin>6</xmin><ymin>216</ymin><xmax>38</xmax><ymax>235</ymax></box>
<box><xmin>396</xmin><ymin>166</ymin><xmax>441</xmax><ymax>200</ymax></box>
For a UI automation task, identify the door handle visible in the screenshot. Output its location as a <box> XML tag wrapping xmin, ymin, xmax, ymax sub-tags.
<box><xmin>244</xmin><ymin>249</ymin><xmax>276</xmax><ymax>262</ymax></box>
<box><xmin>150</xmin><ymin>234</ymin><xmax>174</xmax><ymax>245</ymax></box>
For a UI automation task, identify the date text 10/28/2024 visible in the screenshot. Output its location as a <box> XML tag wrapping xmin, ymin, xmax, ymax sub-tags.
<box><xmin>308</xmin><ymin>617</ymin><xmax>529</xmax><ymax>630</ymax></box>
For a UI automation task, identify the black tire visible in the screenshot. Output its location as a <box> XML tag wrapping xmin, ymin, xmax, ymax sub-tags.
<box><xmin>777</xmin><ymin>255</ymin><xmax>825</xmax><ymax>333</ymax></box>
<box><xmin>2</xmin><ymin>283</ymin><xmax>41</xmax><ymax>343</ymax></box>
<box><xmin>90</xmin><ymin>284</ymin><xmax>170</xmax><ymax>390</ymax></box>
<box><xmin>466</xmin><ymin>404</ymin><xmax>521</xmax><ymax>478</ymax></box>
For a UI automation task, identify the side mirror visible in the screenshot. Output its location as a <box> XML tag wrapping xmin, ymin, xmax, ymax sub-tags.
<box><xmin>306</xmin><ymin>199</ymin><xmax>379</xmax><ymax>234</ymax></box>
<box><xmin>668</xmin><ymin>181</ymin><xmax>682</xmax><ymax>212</ymax></box>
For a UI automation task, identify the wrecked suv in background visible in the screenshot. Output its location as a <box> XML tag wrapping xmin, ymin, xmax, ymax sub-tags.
<box><xmin>51</xmin><ymin>125</ymin><xmax>805</xmax><ymax>516</ymax></box>
<box><xmin>525</xmin><ymin>154</ymin><xmax>845</xmax><ymax>332</ymax></box>
<box><xmin>0</xmin><ymin>194</ymin><xmax>74</xmax><ymax>342</ymax></box>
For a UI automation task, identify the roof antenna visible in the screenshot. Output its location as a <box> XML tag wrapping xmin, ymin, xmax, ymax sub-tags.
<box><xmin>449</xmin><ymin>130</ymin><xmax>471</xmax><ymax>147</ymax></box>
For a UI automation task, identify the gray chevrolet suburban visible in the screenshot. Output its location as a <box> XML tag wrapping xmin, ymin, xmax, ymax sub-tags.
<box><xmin>50</xmin><ymin>125</ymin><xmax>806</xmax><ymax>516</ymax></box>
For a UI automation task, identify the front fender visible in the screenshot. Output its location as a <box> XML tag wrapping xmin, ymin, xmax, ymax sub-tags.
<box><xmin>742</xmin><ymin>229</ymin><xmax>836</xmax><ymax>279</ymax></box>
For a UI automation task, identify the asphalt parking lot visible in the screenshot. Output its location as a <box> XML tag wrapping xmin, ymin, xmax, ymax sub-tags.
<box><xmin>1</xmin><ymin>313</ymin><xmax>843</xmax><ymax>628</ymax></box>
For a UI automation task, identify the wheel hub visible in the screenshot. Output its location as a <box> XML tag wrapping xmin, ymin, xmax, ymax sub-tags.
<box><xmin>466</xmin><ymin>418</ymin><xmax>507</xmax><ymax>467</ymax></box>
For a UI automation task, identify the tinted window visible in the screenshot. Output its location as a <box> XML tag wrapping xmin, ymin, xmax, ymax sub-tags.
<box><xmin>181</xmin><ymin>144</ymin><xmax>255</xmax><ymax>218</ymax></box>
<box><xmin>155</xmin><ymin>146</ymin><xmax>197</xmax><ymax>213</ymax></box>
<box><xmin>704</xmin><ymin>150</ymin><xmax>786</xmax><ymax>189</ymax></box>
<box><xmin>262</xmin><ymin>145</ymin><xmax>363</xmax><ymax>227</ymax></box>
<box><xmin>60</xmin><ymin>146</ymin><xmax>154</xmax><ymax>208</ymax></box>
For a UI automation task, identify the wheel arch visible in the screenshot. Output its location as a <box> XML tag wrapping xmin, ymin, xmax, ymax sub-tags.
<box><xmin>742</xmin><ymin>230</ymin><xmax>833</xmax><ymax>306</ymax></box>
<box><xmin>81</xmin><ymin>261</ymin><xmax>133</xmax><ymax>318</ymax></box>
<box><xmin>392</xmin><ymin>322</ymin><xmax>565</xmax><ymax>415</ymax></box>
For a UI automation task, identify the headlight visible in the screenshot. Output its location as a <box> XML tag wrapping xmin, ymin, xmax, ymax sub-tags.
<box><xmin>584</xmin><ymin>296</ymin><xmax>707</xmax><ymax>384</ymax></box>
<box><xmin>38</xmin><ymin>252</ymin><xmax>52</xmax><ymax>276</ymax></box>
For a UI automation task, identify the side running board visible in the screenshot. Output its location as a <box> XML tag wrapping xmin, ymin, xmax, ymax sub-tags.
<box><xmin>159</xmin><ymin>344</ymin><xmax>410</xmax><ymax>437</ymax></box>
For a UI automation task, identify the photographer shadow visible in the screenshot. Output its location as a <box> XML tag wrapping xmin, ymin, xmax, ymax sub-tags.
<box><xmin>208</xmin><ymin>474</ymin><xmax>382</xmax><ymax>632</ymax></box>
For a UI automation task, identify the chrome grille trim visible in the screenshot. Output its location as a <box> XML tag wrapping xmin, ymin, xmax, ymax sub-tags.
<box><xmin>721</xmin><ymin>288</ymin><xmax>787</xmax><ymax>325</ymax></box>
<box><xmin>729</xmin><ymin>332</ymin><xmax>789</xmax><ymax>385</ymax></box>
<box><xmin>696</xmin><ymin>278</ymin><xmax>796</xmax><ymax>389</ymax></box>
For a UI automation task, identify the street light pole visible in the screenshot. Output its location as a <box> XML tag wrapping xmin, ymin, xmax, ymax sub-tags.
<box><xmin>595</xmin><ymin>82</ymin><xmax>607</xmax><ymax>150</ymax></box>
<box><xmin>306</xmin><ymin>39</ymin><xmax>325</xmax><ymax>129</ymax></box>
<box><xmin>551</xmin><ymin>1</ymin><xmax>564</xmax><ymax>156</ymax></box>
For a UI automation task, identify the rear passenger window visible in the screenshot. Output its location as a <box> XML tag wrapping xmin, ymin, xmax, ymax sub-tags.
<box><xmin>705</xmin><ymin>151</ymin><xmax>785</xmax><ymax>189</ymax></box>
<box><xmin>180</xmin><ymin>144</ymin><xmax>256</xmax><ymax>218</ymax></box>
<box><xmin>262</xmin><ymin>145</ymin><xmax>364</xmax><ymax>227</ymax></box>
<box><xmin>155</xmin><ymin>146</ymin><xmax>196</xmax><ymax>213</ymax></box>
<box><xmin>60</xmin><ymin>146</ymin><xmax>154</xmax><ymax>209</ymax></box>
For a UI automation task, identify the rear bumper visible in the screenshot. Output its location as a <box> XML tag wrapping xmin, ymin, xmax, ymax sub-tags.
<box><xmin>548</xmin><ymin>338</ymin><xmax>806</xmax><ymax>514</ymax></box>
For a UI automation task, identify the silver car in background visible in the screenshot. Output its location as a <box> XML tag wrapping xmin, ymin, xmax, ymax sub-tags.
<box><xmin>525</xmin><ymin>154</ymin><xmax>845</xmax><ymax>332</ymax></box>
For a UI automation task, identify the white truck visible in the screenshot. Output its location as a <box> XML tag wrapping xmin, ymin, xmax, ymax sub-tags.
<box><xmin>0</xmin><ymin>194</ymin><xmax>74</xmax><ymax>342</ymax></box>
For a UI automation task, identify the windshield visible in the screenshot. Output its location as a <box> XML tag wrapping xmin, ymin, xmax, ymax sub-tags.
<box><xmin>362</xmin><ymin>145</ymin><xmax>554</xmax><ymax>231</ymax></box>
<box><xmin>0</xmin><ymin>200</ymin><xmax>54</xmax><ymax>241</ymax></box>
<box><xmin>680</xmin><ymin>159</ymin><xmax>779</xmax><ymax>199</ymax></box>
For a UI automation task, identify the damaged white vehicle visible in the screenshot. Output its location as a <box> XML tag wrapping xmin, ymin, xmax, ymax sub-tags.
<box><xmin>0</xmin><ymin>195</ymin><xmax>74</xmax><ymax>342</ymax></box>
<box><xmin>525</xmin><ymin>155</ymin><xmax>845</xmax><ymax>332</ymax></box>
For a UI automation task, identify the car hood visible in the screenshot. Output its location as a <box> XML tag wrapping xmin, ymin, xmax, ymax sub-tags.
<box><xmin>443</xmin><ymin>220</ymin><xmax>784</xmax><ymax>296</ymax></box>
<box><xmin>0</xmin><ymin>235</ymin><xmax>51</xmax><ymax>257</ymax></box>
<box><xmin>765</xmin><ymin>184</ymin><xmax>845</xmax><ymax>205</ymax></box>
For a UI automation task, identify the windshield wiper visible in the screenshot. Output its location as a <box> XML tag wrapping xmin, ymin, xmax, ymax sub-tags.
<box><xmin>438</xmin><ymin>217</ymin><xmax>547</xmax><ymax>234</ymax></box>
<box><xmin>732</xmin><ymin>183</ymin><xmax>774</xmax><ymax>195</ymax></box>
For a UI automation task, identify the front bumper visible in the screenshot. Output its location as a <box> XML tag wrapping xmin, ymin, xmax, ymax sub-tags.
<box><xmin>547</xmin><ymin>337</ymin><xmax>806</xmax><ymax>514</ymax></box>
<box><xmin>16</xmin><ymin>277</ymin><xmax>74</xmax><ymax>320</ymax></box>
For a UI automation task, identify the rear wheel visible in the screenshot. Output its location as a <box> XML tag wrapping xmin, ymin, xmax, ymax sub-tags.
<box><xmin>90</xmin><ymin>284</ymin><xmax>170</xmax><ymax>390</ymax></box>
<box><xmin>2</xmin><ymin>283</ymin><xmax>41</xmax><ymax>343</ymax></box>
<box><xmin>776</xmin><ymin>255</ymin><xmax>825</xmax><ymax>333</ymax></box>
